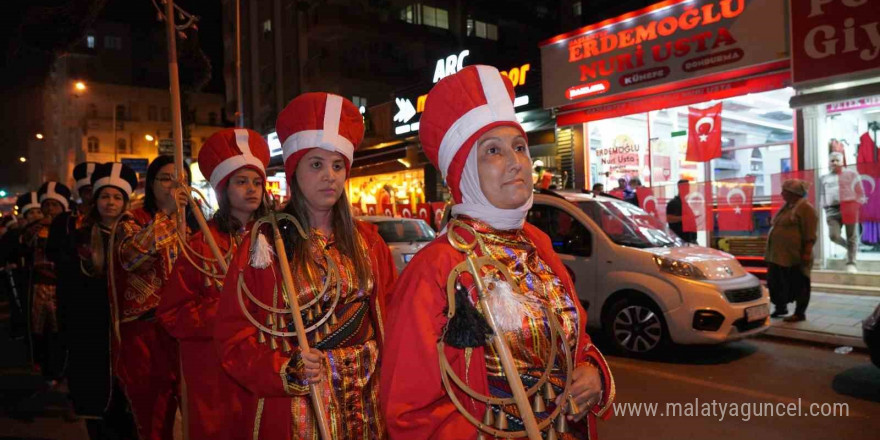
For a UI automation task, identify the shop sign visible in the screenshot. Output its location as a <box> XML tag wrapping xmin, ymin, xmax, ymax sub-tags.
<box><xmin>791</xmin><ymin>0</ymin><xmax>880</xmax><ymax>86</ymax></box>
<box><xmin>393</xmin><ymin>49</ymin><xmax>536</xmax><ymax>136</ymax></box>
<box><xmin>595</xmin><ymin>135</ymin><xmax>641</xmax><ymax>173</ymax></box>
<box><xmin>826</xmin><ymin>95</ymin><xmax>880</xmax><ymax>114</ymax></box>
<box><xmin>539</xmin><ymin>0</ymin><xmax>787</xmax><ymax>109</ymax></box>
<box><xmin>121</xmin><ymin>158</ymin><xmax>148</xmax><ymax>176</ymax></box>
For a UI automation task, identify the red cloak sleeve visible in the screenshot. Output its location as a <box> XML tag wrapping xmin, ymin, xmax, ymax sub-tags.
<box><xmin>380</xmin><ymin>222</ymin><xmax>614</xmax><ymax>440</ymax></box>
<box><xmin>157</xmin><ymin>221</ymin><xmax>229</xmax><ymax>341</ymax></box>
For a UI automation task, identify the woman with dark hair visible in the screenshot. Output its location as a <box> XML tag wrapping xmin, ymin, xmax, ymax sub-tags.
<box><xmin>157</xmin><ymin>129</ymin><xmax>271</xmax><ymax>440</ymax></box>
<box><xmin>214</xmin><ymin>93</ymin><xmax>397</xmax><ymax>439</ymax></box>
<box><xmin>69</xmin><ymin>162</ymin><xmax>139</xmax><ymax>439</ymax></box>
<box><xmin>111</xmin><ymin>155</ymin><xmax>189</xmax><ymax>440</ymax></box>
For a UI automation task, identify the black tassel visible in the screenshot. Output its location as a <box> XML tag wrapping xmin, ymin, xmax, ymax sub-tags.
<box><xmin>442</xmin><ymin>284</ymin><xmax>493</xmax><ymax>348</ymax></box>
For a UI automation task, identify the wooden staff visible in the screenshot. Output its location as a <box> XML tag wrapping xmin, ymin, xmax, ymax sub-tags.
<box><xmin>265</xmin><ymin>210</ymin><xmax>333</xmax><ymax>440</ymax></box>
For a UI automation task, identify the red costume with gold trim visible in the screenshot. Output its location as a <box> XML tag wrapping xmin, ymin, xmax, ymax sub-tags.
<box><xmin>157</xmin><ymin>220</ymin><xmax>253</xmax><ymax>440</ymax></box>
<box><xmin>112</xmin><ymin>207</ymin><xmax>181</xmax><ymax>440</ymax></box>
<box><xmin>380</xmin><ymin>217</ymin><xmax>614</xmax><ymax>440</ymax></box>
<box><xmin>214</xmin><ymin>220</ymin><xmax>396</xmax><ymax>440</ymax></box>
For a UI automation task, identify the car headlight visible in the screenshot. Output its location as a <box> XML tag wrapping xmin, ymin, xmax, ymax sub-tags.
<box><xmin>653</xmin><ymin>255</ymin><xmax>706</xmax><ymax>280</ymax></box>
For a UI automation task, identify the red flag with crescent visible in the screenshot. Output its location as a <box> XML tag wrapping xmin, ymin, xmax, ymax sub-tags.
<box><xmin>686</xmin><ymin>103</ymin><xmax>722</xmax><ymax>162</ymax></box>
<box><xmin>365</xmin><ymin>204</ymin><xmax>377</xmax><ymax>216</ymax></box>
<box><xmin>397</xmin><ymin>204</ymin><xmax>413</xmax><ymax>218</ymax></box>
<box><xmin>430</xmin><ymin>201</ymin><xmax>447</xmax><ymax>231</ymax></box>
<box><xmin>717</xmin><ymin>176</ymin><xmax>755</xmax><ymax>231</ymax></box>
<box><xmin>415</xmin><ymin>203</ymin><xmax>432</xmax><ymax>224</ymax></box>
<box><xmin>637</xmin><ymin>187</ymin><xmax>664</xmax><ymax>222</ymax></box>
<box><xmin>680</xmin><ymin>181</ymin><xmax>712</xmax><ymax>233</ymax></box>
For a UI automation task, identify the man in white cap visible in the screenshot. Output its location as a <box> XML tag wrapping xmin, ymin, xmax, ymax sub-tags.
<box><xmin>766</xmin><ymin>179</ymin><xmax>818</xmax><ymax>322</ymax></box>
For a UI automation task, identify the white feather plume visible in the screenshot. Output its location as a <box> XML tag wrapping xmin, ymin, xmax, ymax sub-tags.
<box><xmin>249</xmin><ymin>232</ymin><xmax>275</xmax><ymax>269</ymax></box>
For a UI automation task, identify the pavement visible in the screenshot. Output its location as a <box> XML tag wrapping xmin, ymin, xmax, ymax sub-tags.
<box><xmin>761</xmin><ymin>291</ymin><xmax>879</xmax><ymax>350</ymax></box>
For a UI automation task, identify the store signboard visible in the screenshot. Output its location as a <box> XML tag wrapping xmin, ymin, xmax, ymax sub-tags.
<box><xmin>825</xmin><ymin>95</ymin><xmax>880</xmax><ymax>114</ymax></box>
<box><xmin>539</xmin><ymin>0</ymin><xmax>788</xmax><ymax>109</ymax></box>
<box><xmin>791</xmin><ymin>0</ymin><xmax>880</xmax><ymax>86</ymax></box>
<box><xmin>392</xmin><ymin>49</ymin><xmax>537</xmax><ymax>137</ymax></box>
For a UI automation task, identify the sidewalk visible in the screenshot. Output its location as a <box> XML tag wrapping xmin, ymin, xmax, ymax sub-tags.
<box><xmin>762</xmin><ymin>291</ymin><xmax>879</xmax><ymax>349</ymax></box>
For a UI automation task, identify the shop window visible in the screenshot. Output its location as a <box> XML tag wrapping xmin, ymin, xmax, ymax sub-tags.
<box><xmin>86</xmin><ymin>35</ymin><xmax>95</xmax><ymax>49</ymax></box>
<box><xmin>104</xmin><ymin>36</ymin><xmax>122</xmax><ymax>50</ymax></box>
<box><xmin>116</xmin><ymin>138</ymin><xmax>127</xmax><ymax>153</ymax></box>
<box><xmin>467</xmin><ymin>19</ymin><xmax>498</xmax><ymax>40</ymax></box>
<box><xmin>87</xmin><ymin>137</ymin><xmax>99</xmax><ymax>153</ymax></box>
<box><xmin>115</xmin><ymin>104</ymin><xmax>126</xmax><ymax>121</ymax></box>
<box><xmin>399</xmin><ymin>4</ymin><xmax>448</xmax><ymax>30</ymax></box>
<box><xmin>572</xmin><ymin>1</ymin><xmax>582</xmax><ymax>16</ymax></box>
<box><xmin>527</xmin><ymin>205</ymin><xmax>592</xmax><ymax>257</ymax></box>
<box><xmin>262</xmin><ymin>19</ymin><xmax>272</xmax><ymax>33</ymax></box>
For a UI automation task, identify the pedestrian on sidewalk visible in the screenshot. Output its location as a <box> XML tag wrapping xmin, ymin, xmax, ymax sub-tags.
<box><xmin>766</xmin><ymin>179</ymin><xmax>818</xmax><ymax>322</ymax></box>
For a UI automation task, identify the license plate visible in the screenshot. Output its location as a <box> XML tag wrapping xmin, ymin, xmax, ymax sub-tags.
<box><xmin>403</xmin><ymin>254</ymin><xmax>414</xmax><ymax>263</ymax></box>
<box><xmin>745</xmin><ymin>304</ymin><xmax>770</xmax><ymax>322</ymax></box>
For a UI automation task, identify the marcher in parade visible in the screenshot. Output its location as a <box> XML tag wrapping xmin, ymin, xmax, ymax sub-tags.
<box><xmin>157</xmin><ymin>128</ymin><xmax>271</xmax><ymax>440</ymax></box>
<box><xmin>766</xmin><ymin>179</ymin><xmax>818</xmax><ymax>322</ymax></box>
<box><xmin>70</xmin><ymin>162</ymin><xmax>140</xmax><ymax>439</ymax></box>
<box><xmin>2</xmin><ymin>193</ymin><xmax>43</xmax><ymax>342</ymax></box>
<box><xmin>380</xmin><ymin>65</ymin><xmax>615</xmax><ymax>439</ymax></box>
<box><xmin>111</xmin><ymin>155</ymin><xmax>189</xmax><ymax>440</ymax></box>
<box><xmin>27</xmin><ymin>181</ymin><xmax>71</xmax><ymax>383</ymax></box>
<box><xmin>214</xmin><ymin>92</ymin><xmax>397</xmax><ymax>440</ymax></box>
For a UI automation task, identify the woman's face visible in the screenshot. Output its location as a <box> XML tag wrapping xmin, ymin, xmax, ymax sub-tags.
<box><xmin>476</xmin><ymin>126</ymin><xmax>533</xmax><ymax>209</ymax></box>
<box><xmin>151</xmin><ymin>163</ymin><xmax>177</xmax><ymax>209</ymax></box>
<box><xmin>295</xmin><ymin>148</ymin><xmax>346</xmax><ymax>212</ymax></box>
<box><xmin>226</xmin><ymin>168</ymin><xmax>264</xmax><ymax>215</ymax></box>
<box><xmin>41</xmin><ymin>199</ymin><xmax>64</xmax><ymax>219</ymax></box>
<box><xmin>96</xmin><ymin>187</ymin><xmax>126</xmax><ymax>221</ymax></box>
<box><xmin>24</xmin><ymin>209</ymin><xmax>43</xmax><ymax>223</ymax></box>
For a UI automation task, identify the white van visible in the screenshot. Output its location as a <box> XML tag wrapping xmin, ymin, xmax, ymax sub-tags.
<box><xmin>527</xmin><ymin>191</ymin><xmax>770</xmax><ymax>356</ymax></box>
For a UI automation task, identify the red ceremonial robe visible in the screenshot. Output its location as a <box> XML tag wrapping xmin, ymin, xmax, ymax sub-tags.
<box><xmin>112</xmin><ymin>208</ymin><xmax>182</xmax><ymax>440</ymax></box>
<box><xmin>380</xmin><ymin>222</ymin><xmax>615</xmax><ymax>440</ymax></box>
<box><xmin>157</xmin><ymin>220</ymin><xmax>253</xmax><ymax>440</ymax></box>
<box><xmin>214</xmin><ymin>220</ymin><xmax>396</xmax><ymax>440</ymax></box>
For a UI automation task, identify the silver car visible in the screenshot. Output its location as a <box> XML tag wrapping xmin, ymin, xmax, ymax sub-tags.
<box><xmin>358</xmin><ymin>216</ymin><xmax>436</xmax><ymax>273</ymax></box>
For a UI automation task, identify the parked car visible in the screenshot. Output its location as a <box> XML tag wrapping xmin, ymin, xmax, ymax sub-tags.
<box><xmin>359</xmin><ymin>216</ymin><xmax>436</xmax><ymax>273</ymax></box>
<box><xmin>522</xmin><ymin>190</ymin><xmax>770</xmax><ymax>356</ymax></box>
<box><xmin>863</xmin><ymin>303</ymin><xmax>880</xmax><ymax>368</ymax></box>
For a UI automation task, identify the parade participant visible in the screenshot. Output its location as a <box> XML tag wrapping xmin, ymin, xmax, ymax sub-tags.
<box><xmin>26</xmin><ymin>181</ymin><xmax>71</xmax><ymax>382</ymax></box>
<box><xmin>214</xmin><ymin>93</ymin><xmax>396</xmax><ymax>440</ymax></box>
<box><xmin>111</xmin><ymin>155</ymin><xmax>189</xmax><ymax>440</ymax></box>
<box><xmin>71</xmin><ymin>162</ymin><xmax>140</xmax><ymax>438</ymax></box>
<box><xmin>2</xmin><ymin>193</ymin><xmax>43</xmax><ymax>341</ymax></box>
<box><xmin>46</xmin><ymin>162</ymin><xmax>97</xmax><ymax>383</ymax></box>
<box><xmin>380</xmin><ymin>66</ymin><xmax>615</xmax><ymax>439</ymax></box>
<box><xmin>157</xmin><ymin>128</ymin><xmax>271</xmax><ymax>440</ymax></box>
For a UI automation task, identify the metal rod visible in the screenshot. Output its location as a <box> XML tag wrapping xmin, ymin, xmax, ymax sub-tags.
<box><xmin>266</xmin><ymin>210</ymin><xmax>333</xmax><ymax>440</ymax></box>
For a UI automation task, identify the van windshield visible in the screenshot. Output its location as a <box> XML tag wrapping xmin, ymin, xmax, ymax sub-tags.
<box><xmin>577</xmin><ymin>199</ymin><xmax>684</xmax><ymax>248</ymax></box>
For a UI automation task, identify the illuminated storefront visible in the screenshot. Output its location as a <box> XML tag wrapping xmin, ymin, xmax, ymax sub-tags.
<box><xmin>540</xmin><ymin>0</ymin><xmax>794</xmax><ymax>266</ymax></box>
<box><xmin>789</xmin><ymin>0</ymin><xmax>880</xmax><ymax>274</ymax></box>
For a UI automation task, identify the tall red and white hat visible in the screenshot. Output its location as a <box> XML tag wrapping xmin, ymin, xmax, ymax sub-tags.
<box><xmin>419</xmin><ymin>65</ymin><xmax>525</xmax><ymax>203</ymax></box>
<box><xmin>275</xmin><ymin>92</ymin><xmax>364</xmax><ymax>182</ymax></box>
<box><xmin>198</xmin><ymin>128</ymin><xmax>271</xmax><ymax>191</ymax></box>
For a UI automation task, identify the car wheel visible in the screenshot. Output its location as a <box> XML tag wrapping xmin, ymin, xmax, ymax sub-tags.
<box><xmin>604</xmin><ymin>296</ymin><xmax>668</xmax><ymax>356</ymax></box>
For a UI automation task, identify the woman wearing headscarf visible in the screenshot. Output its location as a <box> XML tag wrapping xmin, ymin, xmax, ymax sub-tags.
<box><xmin>157</xmin><ymin>129</ymin><xmax>271</xmax><ymax>440</ymax></box>
<box><xmin>766</xmin><ymin>179</ymin><xmax>818</xmax><ymax>322</ymax></box>
<box><xmin>380</xmin><ymin>65</ymin><xmax>615</xmax><ymax>439</ymax></box>
<box><xmin>111</xmin><ymin>155</ymin><xmax>190</xmax><ymax>439</ymax></box>
<box><xmin>214</xmin><ymin>93</ymin><xmax>396</xmax><ymax>440</ymax></box>
<box><xmin>70</xmin><ymin>162</ymin><xmax>139</xmax><ymax>438</ymax></box>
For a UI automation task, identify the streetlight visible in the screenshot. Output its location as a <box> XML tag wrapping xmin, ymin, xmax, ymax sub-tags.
<box><xmin>35</xmin><ymin>133</ymin><xmax>43</xmax><ymax>140</ymax></box>
<box><xmin>145</xmin><ymin>134</ymin><xmax>155</xmax><ymax>142</ymax></box>
<box><xmin>74</xmin><ymin>81</ymin><xmax>87</xmax><ymax>92</ymax></box>
<box><xmin>19</xmin><ymin>157</ymin><xmax>27</xmax><ymax>163</ymax></box>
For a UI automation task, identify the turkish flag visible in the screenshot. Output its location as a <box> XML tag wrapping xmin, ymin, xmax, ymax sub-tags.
<box><xmin>717</xmin><ymin>176</ymin><xmax>755</xmax><ymax>231</ymax></box>
<box><xmin>351</xmin><ymin>204</ymin><xmax>363</xmax><ymax>216</ymax></box>
<box><xmin>680</xmin><ymin>181</ymin><xmax>713</xmax><ymax>232</ymax></box>
<box><xmin>430</xmin><ymin>202</ymin><xmax>447</xmax><ymax>231</ymax></box>
<box><xmin>637</xmin><ymin>187</ymin><xmax>659</xmax><ymax>216</ymax></box>
<box><xmin>857</xmin><ymin>162</ymin><xmax>880</xmax><ymax>222</ymax></box>
<box><xmin>381</xmin><ymin>204</ymin><xmax>394</xmax><ymax>217</ymax></box>
<box><xmin>415</xmin><ymin>203</ymin><xmax>432</xmax><ymax>224</ymax></box>
<box><xmin>365</xmin><ymin>204</ymin><xmax>377</xmax><ymax>216</ymax></box>
<box><xmin>770</xmin><ymin>170</ymin><xmax>815</xmax><ymax>217</ymax></box>
<box><xmin>686</xmin><ymin>103</ymin><xmax>723</xmax><ymax>162</ymax></box>
<box><xmin>608</xmin><ymin>189</ymin><xmax>625</xmax><ymax>200</ymax></box>
<box><xmin>397</xmin><ymin>204</ymin><xmax>413</xmax><ymax>218</ymax></box>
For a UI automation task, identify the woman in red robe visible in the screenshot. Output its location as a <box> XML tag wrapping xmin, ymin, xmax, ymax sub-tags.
<box><xmin>380</xmin><ymin>65</ymin><xmax>615</xmax><ymax>440</ymax></box>
<box><xmin>214</xmin><ymin>92</ymin><xmax>396</xmax><ymax>440</ymax></box>
<box><xmin>157</xmin><ymin>128</ymin><xmax>272</xmax><ymax>440</ymax></box>
<box><xmin>111</xmin><ymin>155</ymin><xmax>190</xmax><ymax>440</ymax></box>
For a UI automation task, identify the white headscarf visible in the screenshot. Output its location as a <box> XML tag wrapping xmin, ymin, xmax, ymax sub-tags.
<box><xmin>450</xmin><ymin>141</ymin><xmax>533</xmax><ymax>231</ymax></box>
